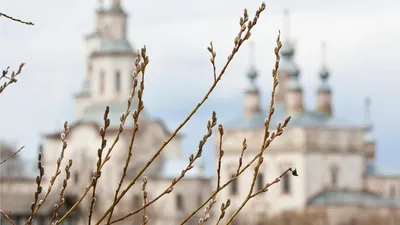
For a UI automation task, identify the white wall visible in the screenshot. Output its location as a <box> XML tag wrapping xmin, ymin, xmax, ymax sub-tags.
<box><xmin>90</xmin><ymin>54</ymin><xmax>136</xmax><ymax>104</ymax></box>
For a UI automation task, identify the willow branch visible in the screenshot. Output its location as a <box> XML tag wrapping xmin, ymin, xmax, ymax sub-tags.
<box><xmin>0</xmin><ymin>13</ymin><xmax>34</xmax><ymax>25</ymax></box>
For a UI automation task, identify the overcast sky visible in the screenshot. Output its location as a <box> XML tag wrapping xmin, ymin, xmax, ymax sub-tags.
<box><xmin>1</xmin><ymin>0</ymin><xmax>400</xmax><ymax>174</ymax></box>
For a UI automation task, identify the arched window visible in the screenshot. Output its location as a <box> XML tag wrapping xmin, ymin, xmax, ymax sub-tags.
<box><xmin>331</xmin><ymin>165</ymin><xmax>339</xmax><ymax>187</ymax></box>
<box><xmin>389</xmin><ymin>185</ymin><xmax>396</xmax><ymax>198</ymax></box>
<box><xmin>230</xmin><ymin>174</ymin><xmax>238</xmax><ymax>195</ymax></box>
<box><xmin>176</xmin><ymin>194</ymin><xmax>184</xmax><ymax>210</ymax></box>
<box><xmin>115</xmin><ymin>70</ymin><xmax>121</xmax><ymax>92</ymax></box>
<box><xmin>282</xmin><ymin>173</ymin><xmax>291</xmax><ymax>194</ymax></box>
<box><xmin>99</xmin><ymin>71</ymin><xmax>105</xmax><ymax>94</ymax></box>
<box><xmin>257</xmin><ymin>173</ymin><xmax>265</xmax><ymax>191</ymax></box>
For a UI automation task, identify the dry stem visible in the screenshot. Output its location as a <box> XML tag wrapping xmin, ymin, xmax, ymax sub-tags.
<box><xmin>0</xmin><ymin>12</ymin><xmax>34</xmax><ymax>25</ymax></box>
<box><xmin>141</xmin><ymin>177</ymin><xmax>149</xmax><ymax>225</ymax></box>
<box><xmin>180</xmin><ymin>29</ymin><xmax>290</xmax><ymax>225</ymax></box>
<box><xmin>216</xmin><ymin>199</ymin><xmax>231</xmax><ymax>225</ymax></box>
<box><xmin>110</xmin><ymin>112</ymin><xmax>217</xmax><ymax>224</ymax></box>
<box><xmin>50</xmin><ymin>160</ymin><xmax>73</xmax><ymax>225</ymax></box>
<box><xmin>88</xmin><ymin>107</ymin><xmax>111</xmax><ymax>225</ymax></box>
<box><xmin>0</xmin><ymin>209</ymin><xmax>16</xmax><ymax>225</ymax></box>
<box><xmin>1</xmin><ymin>64</ymin><xmax>25</xmax><ymax>94</ymax></box>
<box><xmin>96</xmin><ymin>3</ymin><xmax>267</xmax><ymax>224</ymax></box>
<box><xmin>26</xmin><ymin>122</ymin><xmax>70</xmax><ymax>225</ymax></box>
<box><xmin>224</xmin><ymin>31</ymin><xmax>291</xmax><ymax>225</ymax></box>
<box><xmin>58</xmin><ymin>48</ymin><xmax>147</xmax><ymax>224</ymax></box>
<box><xmin>106</xmin><ymin>46</ymin><xmax>149</xmax><ymax>224</ymax></box>
<box><xmin>216</xmin><ymin>125</ymin><xmax>224</xmax><ymax>190</ymax></box>
<box><xmin>0</xmin><ymin>146</ymin><xmax>24</xmax><ymax>166</ymax></box>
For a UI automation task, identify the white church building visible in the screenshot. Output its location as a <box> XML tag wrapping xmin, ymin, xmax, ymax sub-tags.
<box><xmin>1</xmin><ymin>1</ymin><xmax>400</xmax><ymax>225</ymax></box>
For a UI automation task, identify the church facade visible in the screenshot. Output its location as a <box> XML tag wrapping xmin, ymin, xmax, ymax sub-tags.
<box><xmin>1</xmin><ymin>1</ymin><xmax>400</xmax><ymax>225</ymax></box>
<box><xmin>213</xmin><ymin>12</ymin><xmax>400</xmax><ymax>225</ymax></box>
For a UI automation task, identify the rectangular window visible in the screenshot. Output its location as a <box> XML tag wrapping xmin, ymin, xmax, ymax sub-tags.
<box><xmin>257</xmin><ymin>173</ymin><xmax>264</xmax><ymax>191</ymax></box>
<box><xmin>331</xmin><ymin>166</ymin><xmax>339</xmax><ymax>187</ymax></box>
<box><xmin>282</xmin><ymin>173</ymin><xmax>291</xmax><ymax>194</ymax></box>
<box><xmin>134</xmin><ymin>195</ymin><xmax>141</xmax><ymax>209</ymax></box>
<box><xmin>100</xmin><ymin>71</ymin><xmax>105</xmax><ymax>94</ymax></box>
<box><xmin>115</xmin><ymin>71</ymin><xmax>121</xmax><ymax>92</ymax></box>
<box><xmin>176</xmin><ymin>194</ymin><xmax>184</xmax><ymax>210</ymax></box>
<box><xmin>230</xmin><ymin>174</ymin><xmax>238</xmax><ymax>195</ymax></box>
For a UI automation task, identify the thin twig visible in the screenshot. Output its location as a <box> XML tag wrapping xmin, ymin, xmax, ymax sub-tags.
<box><xmin>216</xmin><ymin>125</ymin><xmax>224</xmax><ymax>190</ymax></box>
<box><xmin>216</xmin><ymin>199</ymin><xmax>231</xmax><ymax>225</ymax></box>
<box><xmin>226</xmin><ymin>167</ymin><xmax>295</xmax><ymax>225</ymax></box>
<box><xmin>97</xmin><ymin>3</ymin><xmax>266</xmax><ymax>224</ymax></box>
<box><xmin>1</xmin><ymin>63</ymin><xmax>25</xmax><ymax>94</ymax></box>
<box><xmin>26</xmin><ymin>153</ymin><xmax>44</xmax><ymax>225</ymax></box>
<box><xmin>0</xmin><ymin>146</ymin><xmax>24</xmax><ymax>166</ymax></box>
<box><xmin>208</xmin><ymin>42</ymin><xmax>217</xmax><ymax>82</ymax></box>
<box><xmin>88</xmin><ymin>107</ymin><xmax>111</xmax><ymax>225</ymax></box>
<box><xmin>106</xmin><ymin>46</ymin><xmax>148</xmax><ymax>224</ymax></box>
<box><xmin>224</xmin><ymin>31</ymin><xmax>289</xmax><ymax>225</ymax></box>
<box><xmin>0</xmin><ymin>209</ymin><xmax>16</xmax><ymax>225</ymax></box>
<box><xmin>26</xmin><ymin>122</ymin><xmax>70</xmax><ymax>225</ymax></box>
<box><xmin>250</xmin><ymin>167</ymin><xmax>297</xmax><ymax>198</ymax></box>
<box><xmin>58</xmin><ymin>49</ymin><xmax>145</xmax><ymax>224</ymax></box>
<box><xmin>197</xmin><ymin>195</ymin><xmax>216</xmax><ymax>225</ymax></box>
<box><xmin>236</xmin><ymin>139</ymin><xmax>247</xmax><ymax>176</ymax></box>
<box><xmin>49</xmin><ymin>160</ymin><xmax>73</xmax><ymax>225</ymax></box>
<box><xmin>110</xmin><ymin>112</ymin><xmax>217</xmax><ymax>224</ymax></box>
<box><xmin>141</xmin><ymin>177</ymin><xmax>149</xmax><ymax>225</ymax></box>
<box><xmin>0</xmin><ymin>12</ymin><xmax>34</xmax><ymax>25</ymax></box>
<box><xmin>180</xmin><ymin>29</ymin><xmax>291</xmax><ymax>225</ymax></box>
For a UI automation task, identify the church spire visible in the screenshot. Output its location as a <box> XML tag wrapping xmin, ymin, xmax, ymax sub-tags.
<box><xmin>276</xmin><ymin>9</ymin><xmax>299</xmax><ymax>106</ymax></box>
<box><xmin>247</xmin><ymin>41</ymin><xmax>258</xmax><ymax>91</ymax></box>
<box><xmin>319</xmin><ymin>41</ymin><xmax>331</xmax><ymax>90</ymax></box>
<box><xmin>363</xmin><ymin>96</ymin><xmax>376</xmax><ymax>164</ymax></box>
<box><xmin>316</xmin><ymin>41</ymin><xmax>333</xmax><ymax>116</ymax></box>
<box><xmin>98</xmin><ymin>0</ymin><xmax>104</xmax><ymax>9</ymax></box>
<box><xmin>278</xmin><ymin>9</ymin><xmax>303</xmax><ymax>115</ymax></box>
<box><xmin>363</xmin><ymin>97</ymin><xmax>374</xmax><ymax>142</ymax></box>
<box><xmin>243</xmin><ymin>41</ymin><xmax>261</xmax><ymax>117</ymax></box>
<box><xmin>280</xmin><ymin>9</ymin><xmax>295</xmax><ymax>58</ymax></box>
<box><xmin>283</xmin><ymin>9</ymin><xmax>291</xmax><ymax>44</ymax></box>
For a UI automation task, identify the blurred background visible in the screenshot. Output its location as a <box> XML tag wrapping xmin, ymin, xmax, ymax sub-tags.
<box><xmin>1</xmin><ymin>0</ymin><xmax>400</xmax><ymax>174</ymax></box>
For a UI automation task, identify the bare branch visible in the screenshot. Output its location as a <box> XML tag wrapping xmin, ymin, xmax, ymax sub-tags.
<box><xmin>0</xmin><ymin>146</ymin><xmax>24</xmax><ymax>166</ymax></box>
<box><xmin>0</xmin><ymin>12</ymin><xmax>34</xmax><ymax>25</ymax></box>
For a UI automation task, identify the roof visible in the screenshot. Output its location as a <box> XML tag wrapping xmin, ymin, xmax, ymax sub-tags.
<box><xmin>91</xmin><ymin>39</ymin><xmax>136</xmax><ymax>57</ymax></box>
<box><xmin>158</xmin><ymin>158</ymin><xmax>212</xmax><ymax>179</ymax></box>
<box><xmin>85</xmin><ymin>31</ymin><xmax>100</xmax><ymax>40</ymax></box>
<box><xmin>225</xmin><ymin>103</ymin><xmax>361</xmax><ymax>130</ymax></box>
<box><xmin>96</xmin><ymin>7</ymin><xmax>127</xmax><ymax>16</ymax></box>
<box><xmin>44</xmin><ymin>101</ymin><xmax>181</xmax><ymax>140</ymax></box>
<box><xmin>308</xmin><ymin>189</ymin><xmax>400</xmax><ymax>208</ymax></box>
<box><xmin>0</xmin><ymin>191</ymin><xmax>80</xmax><ymax>216</ymax></box>
<box><xmin>366</xmin><ymin>161</ymin><xmax>400</xmax><ymax>178</ymax></box>
<box><xmin>81</xmin><ymin>101</ymin><xmax>148</xmax><ymax>127</ymax></box>
<box><xmin>279</xmin><ymin>40</ymin><xmax>299</xmax><ymax>75</ymax></box>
